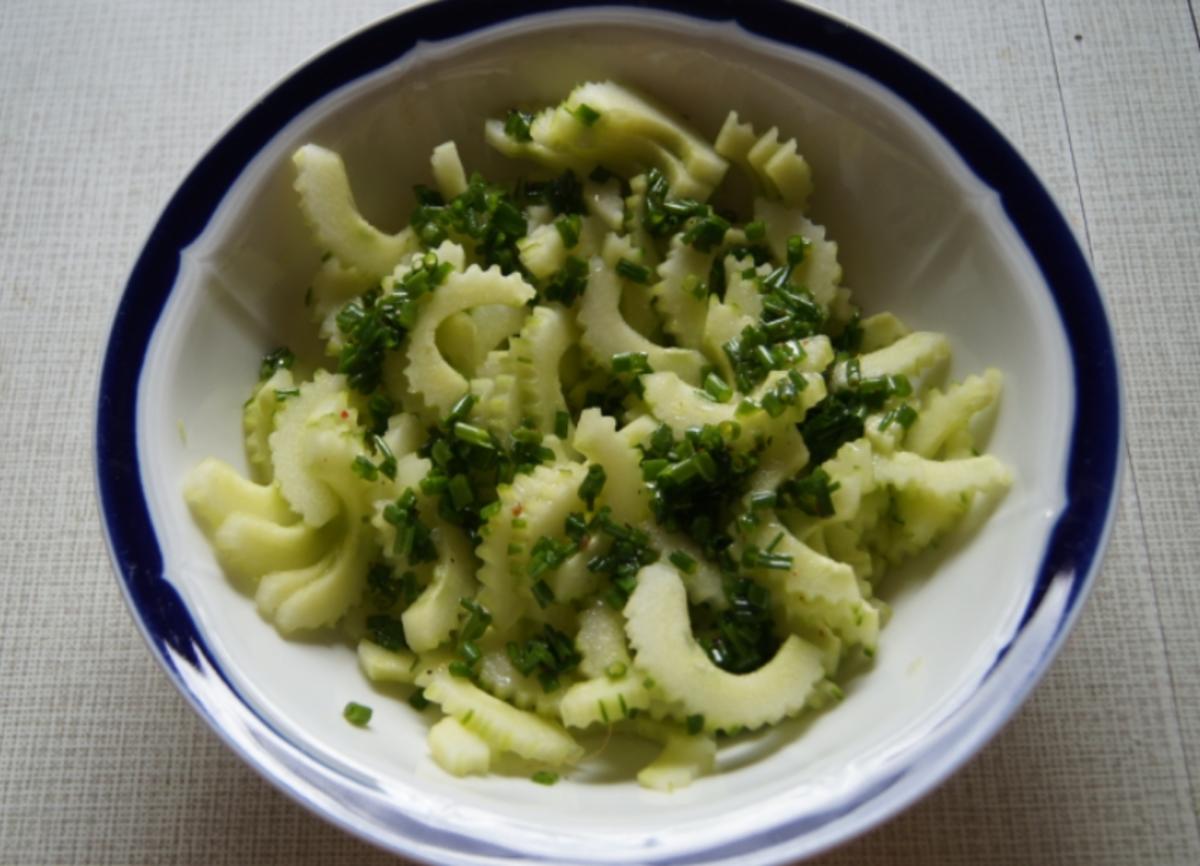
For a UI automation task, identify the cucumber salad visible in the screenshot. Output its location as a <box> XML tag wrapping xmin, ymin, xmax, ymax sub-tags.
<box><xmin>184</xmin><ymin>82</ymin><xmax>1011</xmax><ymax>790</ymax></box>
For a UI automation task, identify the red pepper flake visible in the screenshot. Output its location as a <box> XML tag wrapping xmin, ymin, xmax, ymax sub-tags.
<box><xmin>511</xmin><ymin>503</ymin><xmax>524</xmax><ymax>517</ymax></box>
<box><xmin>340</xmin><ymin>410</ymin><xmax>349</xmax><ymax>419</ymax></box>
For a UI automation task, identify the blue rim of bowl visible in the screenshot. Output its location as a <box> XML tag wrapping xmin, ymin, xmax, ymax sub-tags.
<box><xmin>95</xmin><ymin>1</ymin><xmax>1122</xmax><ymax>863</ymax></box>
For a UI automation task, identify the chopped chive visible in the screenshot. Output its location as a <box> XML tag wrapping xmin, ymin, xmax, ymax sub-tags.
<box><xmin>343</xmin><ymin>702</ymin><xmax>373</xmax><ymax>726</ymax></box>
<box><xmin>669</xmin><ymin>550</ymin><xmax>698</xmax><ymax>574</ymax></box>
<box><xmin>407</xmin><ymin>688</ymin><xmax>430</xmax><ymax>711</ymax></box>
<box><xmin>744</xmin><ymin>220</ymin><xmax>766</xmax><ymax>242</ymax></box>
<box><xmin>749</xmin><ymin>490</ymin><xmax>777</xmax><ymax>511</ymax></box>
<box><xmin>351</xmin><ymin>455</ymin><xmax>379</xmax><ymax>481</ymax></box>
<box><xmin>742</xmin><ymin>545</ymin><xmax>793</xmax><ymax>570</ymax></box>
<box><xmin>686</xmin><ymin>713</ymin><xmax>705</xmax><ymax>735</ymax></box>
<box><xmin>554</xmin><ymin>410</ymin><xmax>570</xmax><ymax>439</ymax></box>
<box><xmin>641</xmin><ymin>457</ymin><xmax>669</xmax><ymax>481</ymax></box>
<box><xmin>702</xmin><ymin>372</ymin><xmax>733</xmax><ymax>403</ymax></box>
<box><xmin>786</xmin><ymin>234</ymin><xmax>810</xmax><ymax>266</ymax></box>
<box><xmin>605</xmin><ymin>661</ymin><xmax>628</xmax><ymax>680</ymax></box>
<box><xmin>578</xmin><ymin>464</ymin><xmax>607</xmax><ymax>509</ymax></box>
<box><xmin>259</xmin><ymin>347</ymin><xmax>295</xmax><ymax>380</ymax></box>
<box><xmin>555</xmin><ymin>213</ymin><xmax>581</xmax><ymax>248</ymax></box>
<box><xmin>531</xmin><ymin>578</ymin><xmax>555</xmax><ymax>609</ymax></box>
<box><xmin>611</xmin><ymin>351</ymin><xmax>651</xmax><ymax>374</ymax></box>
<box><xmin>615</xmin><ymin>257</ymin><xmax>652</xmax><ymax>284</ymax></box>
<box><xmin>447</xmin><ymin>393</ymin><xmax>477</xmax><ymax>423</ymax></box>
<box><xmin>573</xmin><ymin>103</ymin><xmax>601</xmax><ymax>126</ymax></box>
<box><xmin>453</xmin><ymin>422</ymin><xmax>495</xmax><ymax>449</ymax></box>
<box><xmin>531</xmin><ymin>770</ymin><xmax>560</xmax><ymax>785</ymax></box>
<box><xmin>504</xmin><ymin>108</ymin><xmax>535</xmax><ymax>142</ymax></box>
<box><xmin>448</xmin><ymin>474</ymin><xmax>474</xmax><ymax>509</ymax></box>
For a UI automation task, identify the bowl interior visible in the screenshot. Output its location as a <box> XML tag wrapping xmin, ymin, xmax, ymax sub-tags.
<box><xmin>133</xmin><ymin>7</ymin><xmax>1072</xmax><ymax>859</ymax></box>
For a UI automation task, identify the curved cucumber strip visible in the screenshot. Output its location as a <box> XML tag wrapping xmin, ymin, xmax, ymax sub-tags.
<box><xmin>424</xmin><ymin>670</ymin><xmax>584</xmax><ymax>765</ymax></box>
<box><xmin>183</xmin><ymin>458</ymin><xmax>296</xmax><ymax>534</ymax></box>
<box><xmin>624</xmin><ymin>563</ymin><xmax>824</xmax><ymax>731</ymax></box>
<box><xmin>292</xmin><ymin>143</ymin><xmax>417</xmax><ymax>278</ymax></box>
<box><xmin>357</xmin><ymin>639</ymin><xmax>419</xmax><ymax>684</ymax></box>
<box><xmin>906</xmin><ymin>369</ymin><xmax>1003</xmax><ymax>458</ymax></box>
<box><xmin>404</xmin><ymin>264</ymin><xmax>536</xmax><ymax>416</ymax></box>
<box><xmin>560</xmin><ymin>674</ymin><xmax>651</xmax><ymax>728</ymax></box>
<box><xmin>428</xmin><ymin>716</ymin><xmax>492</xmax><ymax>776</ymax></box>
<box><xmin>578</xmin><ymin>252</ymin><xmax>705</xmax><ymax>384</ymax></box>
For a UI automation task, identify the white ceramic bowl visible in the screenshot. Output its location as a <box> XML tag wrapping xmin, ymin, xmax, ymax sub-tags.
<box><xmin>96</xmin><ymin>2</ymin><xmax>1122</xmax><ymax>863</ymax></box>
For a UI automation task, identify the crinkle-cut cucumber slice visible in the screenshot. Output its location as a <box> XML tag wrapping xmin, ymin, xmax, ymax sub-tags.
<box><xmin>430</xmin><ymin>140</ymin><xmax>468</xmax><ymax>199</ymax></box>
<box><xmin>546</xmin><ymin>550</ymin><xmax>601</xmax><ymax>604</ymax></box>
<box><xmin>506</xmin><ymin>461</ymin><xmax>589</xmax><ymax>581</ymax></box>
<box><xmin>474</xmin><ymin>501</ymin><xmax>524</xmax><ymax>631</ymax></box>
<box><xmin>213</xmin><ymin>512</ymin><xmax>332</xmax><ymax>587</ymax></box>
<box><xmin>468</xmin><ymin>347</ymin><xmax>524</xmax><ymax>436</ymax></box>
<box><xmin>424</xmin><ymin>670</ymin><xmax>584</xmax><ymax>765</ymax></box>
<box><xmin>518</xmin><ymin>222</ymin><xmax>568</xmax><ymax>280</ymax></box>
<box><xmin>357</xmin><ymin>639</ymin><xmax>419</xmax><ymax>684</ymax></box>
<box><xmin>404</xmin><ymin>264</ymin><xmax>536</xmax><ymax>416</ymax></box>
<box><xmin>243</xmin><ymin>368</ymin><xmax>294</xmax><ymax>483</ymax></box>
<box><xmin>905</xmin><ymin>369</ymin><xmax>1003</xmax><ymax>458</ymax></box>
<box><xmin>476</xmin><ymin>649</ymin><xmax>563</xmax><ymax>719</ymax></box>
<box><xmin>870</xmin><ymin>452</ymin><xmax>1012</xmax><ymax>562</ymax></box>
<box><xmin>572</xmin><ymin>409</ymin><xmax>657</xmax><ymax>525</ymax></box>
<box><xmin>576</xmin><ymin>599</ymin><xmax>631</xmax><ymax>678</ymax></box>
<box><xmin>255</xmin><ymin>515</ymin><xmax>373</xmax><ymax>633</ymax></box>
<box><xmin>477</xmin><ymin>461</ymin><xmax>586</xmax><ymax>628</ymax></box>
<box><xmin>744</xmin><ymin>516</ymin><xmax>880</xmax><ymax>649</ymax></box>
<box><xmin>858</xmin><ymin>312</ymin><xmax>912</xmax><ymax>353</ymax></box>
<box><xmin>382</xmin><ymin>412</ymin><xmax>424</xmax><ymax>462</ymax></box>
<box><xmin>754</xmin><ymin>198</ymin><xmax>843</xmax><ymax>311</ymax></box>
<box><xmin>628</xmin><ymin>718</ymin><xmax>716</xmax><ymax>792</ymax></box>
<box><xmin>560</xmin><ymin>674</ymin><xmax>652</xmax><ymax>728</ymax></box>
<box><xmin>819</xmin><ymin>521</ymin><xmax>876</xmax><ymax>582</ymax></box>
<box><xmin>268</xmin><ymin>369</ymin><xmax>351</xmax><ymax>527</ymax></box>
<box><xmin>309</xmin><ymin>258</ymin><xmax>376</xmax><ymax>354</ymax></box>
<box><xmin>401</xmin><ymin>518</ymin><xmax>476</xmax><ymax>652</ymax></box>
<box><xmin>641</xmin><ymin>369</ymin><xmax>825</xmax><ymax>447</ymax></box>
<box><xmin>701</xmin><ymin>256</ymin><xmax>770</xmax><ymax>378</ymax></box>
<box><xmin>624</xmin><ymin>563</ymin><xmax>825</xmax><ymax>731</ymax></box>
<box><xmin>716</xmin><ymin>111</ymin><xmax>813</xmax><ymax>210</ymax></box>
<box><xmin>428</xmin><ymin>716</ymin><xmax>492</xmax><ymax>777</ymax></box>
<box><xmin>585</xmin><ymin>176</ymin><xmax>626</xmax><ymax>232</ymax></box>
<box><xmin>649</xmin><ymin>237</ymin><xmax>714</xmax><ymax>351</ymax></box>
<box><xmin>745</xmin><ymin>425</ymin><xmax>810</xmax><ymax>493</ymax></box>
<box><xmin>940</xmin><ymin>427</ymin><xmax>977</xmax><ymax>460</ymax></box>
<box><xmin>833</xmin><ymin>331</ymin><xmax>951</xmax><ymax>387</ymax></box>
<box><xmin>641</xmin><ymin>526</ymin><xmax>724</xmax><ymax>607</ymax></box>
<box><xmin>488</xmin><ymin>81</ymin><xmax>727</xmax><ymax>200</ymax></box>
<box><xmin>292</xmin><ymin>143</ymin><xmax>418</xmax><ymax>278</ymax></box>
<box><xmin>578</xmin><ymin>251</ymin><xmax>706</xmax><ymax>384</ymax></box>
<box><xmin>782</xmin><ymin>437</ymin><xmax>876</xmax><ymax>542</ymax></box>
<box><xmin>512</xmin><ymin>305</ymin><xmax>576</xmax><ymax>433</ymax></box>
<box><xmin>183</xmin><ymin>457</ymin><xmax>297</xmax><ymax>534</ymax></box>
<box><xmin>257</xmin><ymin>420</ymin><xmax>379</xmax><ymax>632</ymax></box>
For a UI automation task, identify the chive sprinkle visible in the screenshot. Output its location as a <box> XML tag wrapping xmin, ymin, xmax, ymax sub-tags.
<box><xmin>669</xmin><ymin>550</ymin><xmax>698</xmax><ymax>574</ymax></box>
<box><xmin>615</xmin><ymin>257</ymin><xmax>652</xmax><ymax>284</ymax></box>
<box><xmin>532</xmin><ymin>770</ymin><xmax>560</xmax><ymax>785</ymax></box>
<box><xmin>573</xmin><ymin>103</ymin><xmax>601</xmax><ymax>126</ymax></box>
<box><xmin>343</xmin><ymin>702</ymin><xmax>373</xmax><ymax>726</ymax></box>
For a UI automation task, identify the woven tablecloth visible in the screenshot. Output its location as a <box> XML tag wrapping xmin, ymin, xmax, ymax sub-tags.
<box><xmin>2</xmin><ymin>1</ymin><xmax>1198</xmax><ymax>863</ymax></box>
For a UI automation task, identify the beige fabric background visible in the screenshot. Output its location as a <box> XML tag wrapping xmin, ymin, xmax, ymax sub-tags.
<box><xmin>1</xmin><ymin>1</ymin><xmax>1198</xmax><ymax>863</ymax></box>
